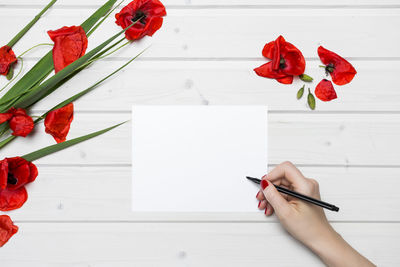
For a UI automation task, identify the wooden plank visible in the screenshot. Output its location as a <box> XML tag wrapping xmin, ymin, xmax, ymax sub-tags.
<box><xmin>5</xmin><ymin>166</ymin><xmax>400</xmax><ymax>222</ymax></box>
<box><xmin>1</xmin><ymin>222</ymin><xmax>397</xmax><ymax>266</ymax></box>
<box><xmin>4</xmin><ymin>0</ymin><xmax>400</xmax><ymax>7</ymax></box>
<box><xmin>11</xmin><ymin>59</ymin><xmax>400</xmax><ymax>112</ymax></box>
<box><xmin>1</xmin><ymin>9</ymin><xmax>399</xmax><ymax>58</ymax></box>
<box><xmin>1</xmin><ymin>113</ymin><xmax>399</xmax><ymax>166</ymax></box>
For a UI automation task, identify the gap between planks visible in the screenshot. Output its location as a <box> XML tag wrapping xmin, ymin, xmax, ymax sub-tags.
<box><xmin>2</xmin><ymin>4</ymin><xmax>400</xmax><ymax>9</ymax></box>
<box><xmin>11</xmin><ymin>220</ymin><xmax>400</xmax><ymax>224</ymax></box>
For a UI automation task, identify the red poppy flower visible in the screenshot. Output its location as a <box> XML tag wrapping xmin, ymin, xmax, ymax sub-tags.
<box><xmin>254</xmin><ymin>35</ymin><xmax>306</xmax><ymax>84</ymax></box>
<box><xmin>44</xmin><ymin>103</ymin><xmax>74</xmax><ymax>143</ymax></box>
<box><xmin>0</xmin><ymin>215</ymin><xmax>18</xmax><ymax>247</ymax></box>
<box><xmin>318</xmin><ymin>46</ymin><xmax>357</xmax><ymax>85</ymax></box>
<box><xmin>315</xmin><ymin>79</ymin><xmax>337</xmax><ymax>102</ymax></box>
<box><xmin>115</xmin><ymin>0</ymin><xmax>167</xmax><ymax>41</ymax></box>
<box><xmin>48</xmin><ymin>26</ymin><xmax>88</xmax><ymax>73</ymax></box>
<box><xmin>0</xmin><ymin>45</ymin><xmax>17</xmax><ymax>76</ymax></box>
<box><xmin>0</xmin><ymin>157</ymin><xmax>38</xmax><ymax>211</ymax></box>
<box><xmin>0</xmin><ymin>107</ymin><xmax>34</xmax><ymax>137</ymax></box>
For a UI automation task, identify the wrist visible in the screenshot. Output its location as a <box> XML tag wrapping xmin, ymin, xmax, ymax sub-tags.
<box><xmin>307</xmin><ymin>227</ymin><xmax>345</xmax><ymax>265</ymax></box>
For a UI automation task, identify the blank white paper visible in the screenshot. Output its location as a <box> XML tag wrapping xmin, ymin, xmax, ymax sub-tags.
<box><xmin>132</xmin><ymin>106</ymin><xmax>268</xmax><ymax>212</ymax></box>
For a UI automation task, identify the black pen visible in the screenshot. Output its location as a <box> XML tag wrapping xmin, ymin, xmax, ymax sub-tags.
<box><xmin>246</xmin><ymin>176</ymin><xmax>339</xmax><ymax>212</ymax></box>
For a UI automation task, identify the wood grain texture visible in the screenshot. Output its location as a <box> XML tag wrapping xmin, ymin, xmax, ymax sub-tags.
<box><xmin>1</xmin><ymin>9</ymin><xmax>399</xmax><ymax>59</ymax></box>
<box><xmin>1</xmin><ymin>113</ymin><xmax>399</xmax><ymax>166</ymax></box>
<box><xmin>6</xmin><ymin>166</ymin><xmax>400</xmax><ymax>222</ymax></box>
<box><xmin>4</xmin><ymin>0</ymin><xmax>400</xmax><ymax>7</ymax></box>
<box><xmin>0</xmin><ymin>223</ymin><xmax>398</xmax><ymax>267</ymax></box>
<box><xmin>0</xmin><ymin>1</ymin><xmax>399</xmax><ymax>265</ymax></box>
<box><xmin>12</xmin><ymin>60</ymin><xmax>400</xmax><ymax>112</ymax></box>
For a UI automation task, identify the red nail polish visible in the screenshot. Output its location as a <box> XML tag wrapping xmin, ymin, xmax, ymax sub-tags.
<box><xmin>262</xmin><ymin>174</ymin><xmax>267</xmax><ymax>179</ymax></box>
<box><xmin>258</xmin><ymin>201</ymin><xmax>261</xmax><ymax>208</ymax></box>
<box><xmin>264</xmin><ymin>207</ymin><xmax>268</xmax><ymax>214</ymax></box>
<box><xmin>256</xmin><ymin>191</ymin><xmax>259</xmax><ymax>198</ymax></box>
<box><xmin>261</xmin><ymin>179</ymin><xmax>269</xmax><ymax>190</ymax></box>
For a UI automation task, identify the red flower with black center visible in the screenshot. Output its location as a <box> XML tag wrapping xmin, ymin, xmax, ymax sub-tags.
<box><xmin>0</xmin><ymin>45</ymin><xmax>17</xmax><ymax>76</ymax></box>
<box><xmin>0</xmin><ymin>157</ymin><xmax>38</xmax><ymax>211</ymax></box>
<box><xmin>48</xmin><ymin>26</ymin><xmax>88</xmax><ymax>73</ymax></box>
<box><xmin>0</xmin><ymin>215</ymin><xmax>18</xmax><ymax>247</ymax></box>
<box><xmin>315</xmin><ymin>79</ymin><xmax>337</xmax><ymax>102</ymax></box>
<box><xmin>0</xmin><ymin>107</ymin><xmax>34</xmax><ymax>137</ymax></box>
<box><xmin>44</xmin><ymin>102</ymin><xmax>74</xmax><ymax>143</ymax></box>
<box><xmin>318</xmin><ymin>46</ymin><xmax>357</xmax><ymax>85</ymax></box>
<box><xmin>115</xmin><ymin>0</ymin><xmax>166</xmax><ymax>41</ymax></box>
<box><xmin>254</xmin><ymin>35</ymin><xmax>306</xmax><ymax>84</ymax></box>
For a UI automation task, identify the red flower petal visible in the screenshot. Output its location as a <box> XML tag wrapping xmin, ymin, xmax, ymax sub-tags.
<box><xmin>255</xmin><ymin>35</ymin><xmax>305</xmax><ymax>84</ymax></box>
<box><xmin>315</xmin><ymin>79</ymin><xmax>337</xmax><ymax>102</ymax></box>
<box><xmin>0</xmin><ymin>112</ymin><xmax>13</xmax><ymax>124</ymax></box>
<box><xmin>115</xmin><ymin>0</ymin><xmax>166</xmax><ymax>41</ymax></box>
<box><xmin>0</xmin><ymin>159</ymin><xmax>8</xmax><ymax>190</ymax></box>
<box><xmin>9</xmin><ymin>109</ymin><xmax>34</xmax><ymax>137</ymax></box>
<box><xmin>254</xmin><ymin>62</ymin><xmax>294</xmax><ymax>84</ymax></box>
<box><xmin>6</xmin><ymin>157</ymin><xmax>38</xmax><ymax>190</ymax></box>
<box><xmin>0</xmin><ymin>46</ymin><xmax>17</xmax><ymax>76</ymax></box>
<box><xmin>0</xmin><ymin>215</ymin><xmax>18</xmax><ymax>247</ymax></box>
<box><xmin>0</xmin><ymin>186</ymin><xmax>28</xmax><ymax>211</ymax></box>
<box><xmin>0</xmin><ymin>108</ymin><xmax>34</xmax><ymax>137</ymax></box>
<box><xmin>48</xmin><ymin>26</ymin><xmax>88</xmax><ymax>73</ymax></box>
<box><xmin>44</xmin><ymin>103</ymin><xmax>74</xmax><ymax>143</ymax></box>
<box><xmin>318</xmin><ymin>46</ymin><xmax>357</xmax><ymax>85</ymax></box>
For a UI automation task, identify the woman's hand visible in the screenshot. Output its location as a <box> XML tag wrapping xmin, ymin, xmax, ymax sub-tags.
<box><xmin>256</xmin><ymin>161</ymin><xmax>375</xmax><ymax>267</ymax></box>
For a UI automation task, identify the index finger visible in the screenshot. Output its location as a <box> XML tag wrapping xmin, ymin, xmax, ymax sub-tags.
<box><xmin>267</xmin><ymin>161</ymin><xmax>308</xmax><ymax>189</ymax></box>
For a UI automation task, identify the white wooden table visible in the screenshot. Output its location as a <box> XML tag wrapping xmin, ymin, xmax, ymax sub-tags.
<box><xmin>1</xmin><ymin>0</ymin><xmax>400</xmax><ymax>266</ymax></box>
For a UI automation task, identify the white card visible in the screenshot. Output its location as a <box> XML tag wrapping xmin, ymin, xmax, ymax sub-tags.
<box><xmin>132</xmin><ymin>106</ymin><xmax>268</xmax><ymax>212</ymax></box>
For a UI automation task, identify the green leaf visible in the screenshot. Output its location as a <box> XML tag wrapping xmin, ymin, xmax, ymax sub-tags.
<box><xmin>307</xmin><ymin>88</ymin><xmax>316</xmax><ymax>110</ymax></box>
<box><xmin>22</xmin><ymin>122</ymin><xmax>126</xmax><ymax>162</ymax></box>
<box><xmin>7</xmin><ymin>0</ymin><xmax>57</xmax><ymax>48</ymax></box>
<box><xmin>299</xmin><ymin>74</ymin><xmax>313</xmax><ymax>82</ymax></box>
<box><xmin>0</xmin><ymin>50</ymin><xmax>145</xmax><ymax>150</ymax></box>
<box><xmin>12</xmin><ymin>20</ymin><xmax>138</xmax><ymax>110</ymax></box>
<box><xmin>0</xmin><ymin>0</ymin><xmax>118</xmax><ymax>113</ymax></box>
<box><xmin>297</xmin><ymin>85</ymin><xmax>304</xmax><ymax>99</ymax></box>
<box><xmin>6</xmin><ymin>67</ymin><xmax>14</xmax><ymax>80</ymax></box>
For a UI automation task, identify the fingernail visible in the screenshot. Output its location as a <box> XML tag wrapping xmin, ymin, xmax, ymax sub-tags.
<box><xmin>256</xmin><ymin>191</ymin><xmax>259</xmax><ymax>198</ymax></box>
<box><xmin>264</xmin><ymin>207</ymin><xmax>268</xmax><ymax>214</ymax></box>
<box><xmin>258</xmin><ymin>201</ymin><xmax>261</xmax><ymax>208</ymax></box>
<box><xmin>262</xmin><ymin>174</ymin><xmax>267</xmax><ymax>179</ymax></box>
<box><xmin>261</xmin><ymin>179</ymin><xmax>269</xmax><ymax>190</ymax></box>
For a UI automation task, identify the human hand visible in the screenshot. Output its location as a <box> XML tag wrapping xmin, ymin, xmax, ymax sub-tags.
<box><xmin>256</xmin><ymin>161</ymin><xmax>375</xmax><ymax>267</ymax></box>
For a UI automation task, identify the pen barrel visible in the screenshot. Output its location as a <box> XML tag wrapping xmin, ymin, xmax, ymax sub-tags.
<box><xmin>275</xmin><ymin>185</ymin><xmax>339</xmax><ymax>212</ymax></box>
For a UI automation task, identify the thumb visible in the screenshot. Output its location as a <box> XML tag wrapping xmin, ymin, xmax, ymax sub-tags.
<box><xmin>261</xmin><ymin>179</ymin><xmax>291</xmax><ymax>219</ymax></box>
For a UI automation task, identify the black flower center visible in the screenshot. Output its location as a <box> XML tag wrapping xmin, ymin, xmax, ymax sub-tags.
<box><xmin>279</xmin><ymin>57</ymin><xmax>286</xmax><ymax>69</ymax></box>
<box><xmin>7</xmin><ymin>173</ymin><xmax>18</xmax><ymax>185</ymax></box>
<box><xmin>325</xmin><ymin>63</ymin><xmax>335</xmax><ymax>75</ymax></box>
<box><xmin>132</xmin><ymin>10</ymin><xmax>147</xmax><ymax>24</ymax></box>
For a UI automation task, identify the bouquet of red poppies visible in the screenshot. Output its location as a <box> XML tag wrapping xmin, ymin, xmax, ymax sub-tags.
<box><xmin>0</xmin><ymin>0</ymin><xmax>166</xmax><ymax>247</ymax></box>
<box><xmin>254</xmin><ymin>35</ymin><xmax>357</xmax><ymax>109</ymax></box>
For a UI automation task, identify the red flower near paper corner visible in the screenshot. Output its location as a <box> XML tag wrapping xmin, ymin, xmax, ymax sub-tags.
<box><xmin>315</xmin><ymin>79</ymin><xmax>337</xmax><ymax>102</ymax></box>
<box><xmin>0</xmin><ymin>157</ymin><xmax>38</xmax><ymax>211</ymax></box>
<box><xmin>44</xmin><ymin>102</ymin><xmax>74</xmax><ymax>143</ymax></box>
<box><xmin>0</xmin><ymin>108</ymin><xmax>34</xmax><ymax>137</ymax></box>
<box><xmin>0</xmin><ymin>45</ymin><xmax>17</xmax><ymax>76</ymax></box>
<box><xmin>0</xmin><ymin>215</ymin><xmax>18</xmax><ymax>247</ymax></box>
<box><xmin>115</xmin><ymin>0</ymin><xmax>167</xmax><ymax>41</ymax></box>
<box><xmin>318</xmin><ymin>46</ymin><xmax>357</xmax><ymax>85</ymax></box>
<box><xmin>254</xmin><ymin>35</ymin><xmax>306</xmax><ymax>84</ymax></box>
<box><xmin>48</xmin><ymin>26</ymin><xmax>88</xmax><ymax>73</ymax></box>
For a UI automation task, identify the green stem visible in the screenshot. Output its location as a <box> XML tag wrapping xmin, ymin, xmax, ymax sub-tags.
<box><xmin>319</xmin><ymin>65</ymin><xmax>326</xmax><ymax>68</ymax></box>
<box><xmin>18</xmin><ymin>43</ymin><xmax>53</xmax><ymax>58</ymax></box>
<box><xmin>0</xmin><ymin>49</ymin><xmax>147</xmax><ymax>150</ymax></box>
<box><xmin>7</xmin><ymin>0</ymin><xmax>57</xmax><ymax>47</ymax></box>
<box><xmin>87</xmin><ymin>0</ymin><xmax>125</xmax><ymax>37</ymax></box>
<box><xmin>0</xmin><ymin>57</ymin><xmax>24</xmax><ymax>93</ymax></box>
